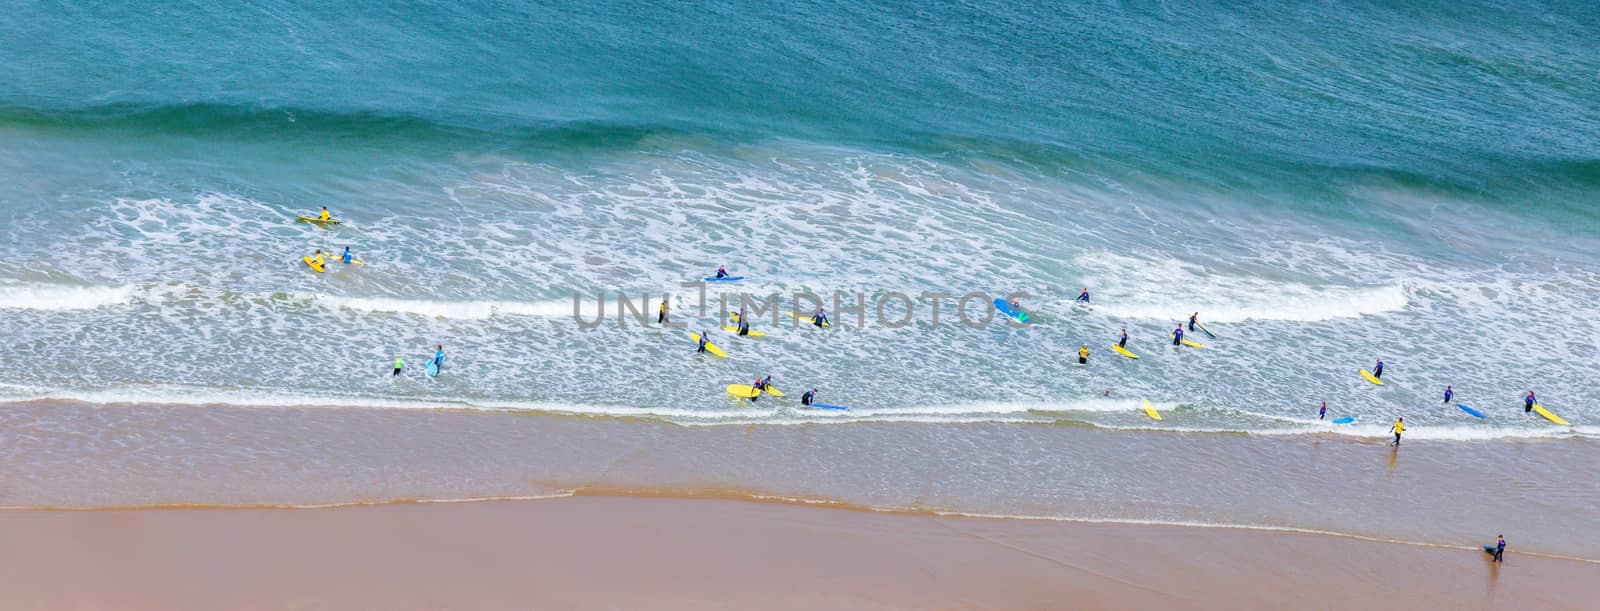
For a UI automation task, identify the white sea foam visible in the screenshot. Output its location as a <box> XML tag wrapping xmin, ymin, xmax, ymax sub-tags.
<box><xmin>1074</xmin><ymin>252</ymin><xmax>1408</xmax><ymax>322</ymax></box>
<box><xmin>0</xmin><ymin>283</ymin><xmax>136</xmax><ymax>311</ymax></box>
<box><xmin>308</xmin><ymin>295</ymin><xmax>578</xmax><ymax>319</ymax></box>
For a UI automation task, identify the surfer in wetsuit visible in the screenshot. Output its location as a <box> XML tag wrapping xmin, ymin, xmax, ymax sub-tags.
<box><xmin>1372</xmin><ymin>359</ymin><xmax>1384</xmax><ymax>380</ymax></box>
<box><xmin>1119</xmin><ymin>328</ymin><xmax>1128</xmax><ymax>348</ymax></box>
<box><xmin>737</xmin><ymin>315</ymin><xmax>751</xmax><ymax>336</ymax></box>
<box><xmin>1525</xmin><ymin>391</ymin><xmax>1536</xmax><ymax>413</ymax></box>
<box><xmin>715</xmin><ymin>265</ymin><xmax>728</xmax><ymax>279</ymax></box>
<box><xmin>812</xmin><ymin>307</ymin><xmax>829</xmax><ymax>328</ymax></box>
<box><xmin>1390</xmin><ymin>417</ymin><xmax>1404</xmax><ymax>446</ymax></box>
<box><xmin>697</xmin><ymin>332</ymin><xmax>709</xmax><ymax>353</ymax></box>
<box><xmin>1075</xmin><ymin>288</ymin><xmax>1090</xmax><ymax>303</ymax></box>
<box><xmin>658</xmin><ymin>300</ymin><xmax>668</xmax><ymax>324</ymax></box>
<box><xmin>1493</xmin><ymin>535</ymin><xmax>1505</xmax><ymax>562</ymax></box>
<box><xmin>1188</xmin><ymin>312</ymin><xmax>1199</xmax><ymax>332</ymax></box>
<box><xmin>392</xmin><ymin>354</ymin><xmax>404</xmax><ymax>377</ymax></box>
<box><xmin>319</xmin><ymin>206</ymin><xmax>332</xmax><ymax>221</ymax></box>
<box><xmin>749</xmin><ymin>376</ymin><xmax>767</xmax><ymax>402</ymax></box>
<box><xmin>340</xmin><ymin>247</ymin><xmax>353</xmax><ymax>264</ymax></box>
<box><xmin>1319</xmin><ymin>402</ymin><xmax>1327</xmax><ymax>420</ymax></box>
<box><xmin>1443</xmin><ymin>385</ymin><xmax>1454</xmax><ymax>404</ymax></box>
<box><xmin>802</xmin><ymin>389</ymin><xmax>817</xmax><ymax>406</ymax></box>
<box><xmin>1078</xmin><ymin>345</ymin><xmax>1089</xmax><ymax>365</ymax></box>
<box><xmin>1172</xmin><ymin>325</ymin><xmax>1184</xmax><ymax>346</ymax></box>
<box><xmin>432</xmin><ymin>345</ymin><xmax>444</xmax><ymax>373</ymax></box>
<box><xmin>311</xmin><ymin>249</ymin><xmax>326</xmax><ymax>267</ymax></box>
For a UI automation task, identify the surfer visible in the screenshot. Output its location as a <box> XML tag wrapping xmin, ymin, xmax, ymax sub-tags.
<box><xmin>1390</xmin><ymin>417</ymin><xmax>1404</xmax><ymax>446</ymax></box>
<box><xmin>802</xmin><ymin>389</ymin><xmax>817</xmax><ymax>406</ymax></box>
<box><xmin>1172</xmin><ymin>325</ymin><xmax>1184</xmax><ymax>346</ymax></box>
<box><xmin>1319</xmin><ymin>402</ymin><xmax>1327</xmax><ymax>420</ymax></box>
<box><xmin>341</xmin><ymin>246</ymin><xmax>353</xmax><ymax>265</ymax></box>
<box><xmin>1118</xmin><ymin>328</ymin><xmax>1128</xmax><ymax>348</ymax></box>
<box><xmin>715</xmin><ymin>265</ymin><xmax>729</xmax><ymax>279</ymax></box>
<box><xmin>1372</xmin><ymin>359</ymin><xmax>1384</xmax><ymax>380</ymax></box>
<box><xmin>1188</xmin><ymin>312</ymin><xmax>1199</xmax><ymax>331</ymax></box>
<box><xmin>1524</xmin><ymin>391</ymin><xmax>1536</xmax><ymax>413</ymax></box>
<box><xmin>432</xmin><ymin>345</ymin><xmax>444</xmax><ymax>373</ymax></box>
<box><xmin>658</xmin><ymin>300</ymin><xmax>668</xmax><ymax>324</ymax></box>
<box><xmin>1443</xmin><ymin>385</ymin><xmax>1454</xmax><ymax>404</ymax></box>
<box><xmin>319</xmin><ymin>206</ymin><xmax>332</xmax><ymax>222</ymax></box>
<box><xmin>757</xmin><ymin>375</ymin><xmax>774</xmax><ymax>393</ymax></box>
<box><xmin>1075</xmin><ymin>288</ymin><xmax>1090</xmax><ymax>303</ymax></box>
<box><xmin>1492</xmin><ymin>535</ymin><xmax>1505</xmax><ymax>563</ymax></box>
<box><xmin>812</xmin><ymin>307</ymin><xmax>830</xmax><ymax>328</ymax></box>
<box><xmin>697</xmin><ymin>332</ymin><xmax>709</xmax><ymax>353</ymax></box>
<box><xmin>392</xmin><ymin>354</ymin><xmax>404</xmax><ymax>377</ymax></box>
<box><xmin>737</xmin><ymin>314</ymin><xmax>751</xmax><ymax>336</ymax></box>
<box><xmin>310</xmin><ymin>249</ymin><xmax>326</xmax><ymax>267</ymax></box>
<box><xmin>1078</xmin><ymin>344</ymin><xmax>1089</xmax><ymax>365</ymax></box>
<box><xmin>748</xmin><ymin>376</ymin><xmax>768</xmax><ymax>402</ymax></box>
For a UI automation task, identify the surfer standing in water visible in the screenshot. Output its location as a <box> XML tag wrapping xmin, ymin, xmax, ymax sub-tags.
<box><xmin>1172</xmin><ymin>325</ymin><xmax>1184</xmax><ymax>346</ymax></box>
<box><xmin>697</xmin><ymin>332</ymin><xmax>709</xmax><ymax>353</ymax></box>
<box><xmin>1525</xmin><ymin>391</ymin><xmax>1536</xmax><ymax>413</ymax></box>
<box><xmin>1078</xmin><ymin>345</ymin><xmax>1089</xmax><ymax>365</ymax></box>
<box><xmin>1188</xmin><ymin>312</ymin><xmax>1199</xmax><ymax>331</ymax></box>
<box><xmin>812</xmin><ymin>307</ymin><xmax>829</xmax><ymax>328</ymax></box>
<box><xmin>1390</xmin><ymin>417</ymin><xmax>1405</xmax><ymax>446</ymax></box>
<box><xmin>1373</xmin><ymin>358</ymin><xmax>1384</xmax><ymax>379</ymax></box>
<box><xmin>1443</xmin><ymin>385</ymin><xmax>1453</xmax><ymax>404</ymax></box>
<box><xmin>1118</xmin><ymin>328</ymin><xmax>1128</xmax><ymax>348</ymax></box>
<box><xmin>1075</xmin><ymin>288</ymin><xmax>1090</xmax><ymax>303</ymax></box>
<box><xmin>658</xmin><ymin>300</ymin><xmax>668</xmax><ymax>324</ymax></box>
<box><xmin>1319</xmin><ymin>402</ymin><xmax>1327</xmax><ymax>420</ymax></box>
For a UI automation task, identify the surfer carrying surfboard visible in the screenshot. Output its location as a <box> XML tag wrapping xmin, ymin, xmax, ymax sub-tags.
<box><xmin>1390</xmin><ymin>417</ymin><xmax>1404</xmax><ymax>446</ymax></box>
<box><xmin>1188</xmin><ymin>312</ymin><xmax>1199</xmax><ymax>332</ymax></box>
<box><xmin>1492</xmin><ymin>535</ymin><xmax>1505</xmax><ymax>562</ymax></box>
<box><xmin>1525</xmin><ymin>391</ymin><xmax>1536</xmax><ymax>413</ymax></box>
<box><xmin>432</xmin><ymin>345</ymin><xmax>444</xmax><ymax>374</ymax></box>
<box><xmin>1443</xmin><ymin>386</ymin><xmax>1454</xmax><ymax>404</ymax></box>
<box><xmin>1372</xmin><ymin>359</ymin><xmax>1384</xmax><ymax>380</ymax></box>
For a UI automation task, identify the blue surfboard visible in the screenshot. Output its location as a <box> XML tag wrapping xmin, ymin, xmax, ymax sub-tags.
<box><xmin>809</xmin><ymin>403</ymin><xmax>849</xmax><ymax>410</ymax></box>
<box><xmin>993</xmin><ymin>298</ymin><xmax>1030</xmax><ymax>323</ymax></box>
<box><xmin>705</xmin><ymin>276</ymin><xmax>744</xmax><ymax>282</ymax></box>
<box><xmin>1456</xmin><ymin>404</ymin><xmax>1485</xmax><ymax>419</ymax></box>
<box><xmin>425</xmin><ymin>360</ymin><xmax>440</xmax><ymax>378</ymax></box>
<box><xmin>1332</xmin><ymin>416</ymin><xmax>1355</xmax><ymax>424</ymax></box>
<box><xmin>1195</xmin><ymin>321</ymin><xmax>1217</xmax><ymax>338</ymax></box>
<box><xmin>1484</xmin><ymin>545</ymin><xmax>1498</xmax><ymax>554</ymax></box>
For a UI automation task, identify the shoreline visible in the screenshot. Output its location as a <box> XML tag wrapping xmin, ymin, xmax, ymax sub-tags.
<box><xmin>0</xmin><ymin>494</ymin><xmax>1593</xmax><ymax>609</ymax></box>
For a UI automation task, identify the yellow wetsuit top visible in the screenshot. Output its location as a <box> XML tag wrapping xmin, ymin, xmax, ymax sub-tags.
<box><xmin>1078</xmin><ymin>347</ymin><xmax>1089</xmax><ymax>358</ymax></box>
<box><xmin>1392</xmin><ymin>421</ymin><xmax>1405</xmax><ymax>433</ymax></box>
<box><xmin>315</xmin><ymin>253</ymin><xmax>326</xmax><ymax>266</ymax></box>
<box><xmin>320</xmin><ymin>209</ymin><xmax>331</xmax><ymax>221</ymax></box>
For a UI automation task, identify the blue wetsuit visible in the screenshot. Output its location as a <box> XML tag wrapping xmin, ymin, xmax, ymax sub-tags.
<box><xmin>1373</xmin><ymin>361</ymin><xmax>1383</xmax><ymax>379</ymax></box>
<box><xmin>1172</xmin><ymin>328</ymin><xmax>1183</xmax><ymax>345</ymax></box>
<box><xmin>1443</xmin><ymin>388</ymin><xmax>1453</xmax><ymax>403</ymax></box>
<box><xmin>1076</xmin><ymin>291</ymin><xmax>1090</xmax><ymax>303</ymax></box>
<box><xmin>1525</xmin><ymin>394</ymin><xmax>1535</xmax><ymax>413</ymax></box>
<box><xmin>342</xmin><ymin>248</ymin><xmax>352</xmax><ymax>264</ymax></box>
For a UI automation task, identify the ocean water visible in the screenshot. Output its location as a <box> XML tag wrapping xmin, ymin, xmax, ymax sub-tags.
<box><xmin>2</xmin><ymin>0</ymin><xmax>1598</xmax><ymax>556</ymax></box>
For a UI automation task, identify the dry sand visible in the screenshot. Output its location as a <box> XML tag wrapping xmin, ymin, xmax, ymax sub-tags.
<box><xmin>0</xmin><ymin>495</ymin><xmax>1592</xmax><ymax>609</ymax></box>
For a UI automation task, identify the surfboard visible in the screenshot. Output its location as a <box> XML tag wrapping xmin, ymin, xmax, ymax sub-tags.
<box><xmin>809</xmin><ymin>403</ymin><xmax>849</xmax><ymax>410</ymax></box>
<box><xmin>721</xmin><ymin>325</ymin><xmax>766</xmax><ymax>338</ymax></box>
<box><xmin>297</xmin><ymin>216</ymin><xmax>342</xmax><ymax>225</ymax></box>
<box><xmin>425</xmin><ymin>360</ymin><xmax>439</xmax><ymax>378</ymax></box>
<box><xmin>1169</xmin><ymin>333</ymin><xmax>1204</xmax><ymax>348</ymax></box>
<box><xmin>759</xmin><ymin>385</ymin><xmax>785</xmax><ymax>397</ymax></box>
<box><xmin>788</xmin><ymin>311</ymin><xmax>832</xmax><ymax>327</ymax></box>
<box><xmin>993</xmin><ymin>298</ymin><xmax>1030</xmax><ymax>323</ymax></box>
<box><xmin>1195</xmin><ymin>321</ymin><xmax>1216</xmax><ymax>338</ymax></box>
<box><xmin>1140</xmin><ymin>399</ymin><xmax>1162</xmax><ymax>421</ymax></box>
<box><xmin>725</xmin><ymin>384</ymin><xmax>760</xmax><ymax>399</ymax></box>
<box><xmin>690</xmin><ymin>332</ymin><xmax>728</xmax><ymax>358</ymax></box>
<box><xmin>1456</xmin><ymin>404</ymin><xmax>1486</xmax><ymax>419</ymax></box>
<box><xmin>705</xmin><ymin>276</ymin><xmax>743</xmax><ymax>282</ymax></box>
<box><xmin>1112</xmin><ymin>344</ymin><xmax>1139</xmax><ymax>359</ymax></box>
<box><xmin>1531</xmin><ymin>404</ymin><xmax>1570</xmax><ymax>426</ymax></box>
<box><xmin>1484</xmin><ymin>545</ymin><xmax>1500</xmax><ymax>555</ymax></box>
<box><xmin>1332</xmin><ymin>416</ymin><xmax>1355</xmax><ymax>424</ymax></box>
<box><xmin>1360</xmin><ymin>369</ymin><xmax>1384</xmax><ymax>385</ymax></box>
<box><xmin>302</xmin><ymin>255</ymin><xmax>325</xmax><ymax>273</ymax></box>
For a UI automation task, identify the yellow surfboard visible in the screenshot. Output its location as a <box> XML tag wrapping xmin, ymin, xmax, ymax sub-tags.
<box><xmin>1112</xmin><ymin>344</ymin><xmax>1139</xmax><ymax>359</ymax></box>
<box><xmin>297</xmin><ymin>216</ymin><xmax>343</xmax><ymax>225</ymax></box>
<box><xmin>1360</xmin><ymin>369</ymin><xmax>1384</xmax><ymax>385</ymax></box>
<box><xmin>759</xmin><ymin>385</ymin><xmax>785</xmax><ymax>397</ymax></box>
<box><xmin>726</xmin><ymin>384</ymin><xmax>760</xmax><ymax>399</ymax></box>
<box><xmin>302</xmin><ymin>255</ymin><xmax>325</xmax><ymax>273</ymax></box>
<box><xmin>1532</xmin><ymin>404</ymin><xmax>1570</xmax><ymax>426</ymax></box>
<box><xmin>690</xmin><ymin>333</ymin><xmax>728</xmax><ymax>358</ymax></box>
<box><xmin>1141</xmin><ymin>399</ymin><xmax>1163</xmax><ymax>420</ymax></box>
<box><xmin>1170</xmin><ymin>333</ymin><xmax>1204</xmax><ymax>349</ymax></box>
<box><xmin>788</xmin><ymin>311</ymin><xmax>832</xmax><ymax>327</ymax></box>
<box><xmin>722</xmin><ymin>325</ymin><xmax>766</xmax><ymax>338</ymax></box>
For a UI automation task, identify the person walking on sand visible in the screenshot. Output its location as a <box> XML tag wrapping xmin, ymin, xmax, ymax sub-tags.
<box><xmin>1493</xmin><ymin>535</ymin><xmax>1505</xmax><ymax>563</ymax></box>
<box><xmin>1390</xmin><ymin>417</ymin><xmax>1405</xmax><ymax>446</ymax></box>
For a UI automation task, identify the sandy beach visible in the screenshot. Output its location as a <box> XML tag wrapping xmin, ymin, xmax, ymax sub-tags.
<box><xmin>0</xmin><ymin>494</ymin><xmax>1592</xmax><ymax>609</ymax></box>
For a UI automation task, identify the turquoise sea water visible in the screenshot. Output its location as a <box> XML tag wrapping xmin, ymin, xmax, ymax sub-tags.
<box><xmin>1</xmin><ymin>0</ymin><xmax>1599</xmax><ymax>553</ymax></box>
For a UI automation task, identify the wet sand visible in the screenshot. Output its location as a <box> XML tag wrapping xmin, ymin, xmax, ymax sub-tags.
<box><xmin>0</xmin><ymin>495</ymin><xmax>1592</xmax><ymax>610</ymax></box>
